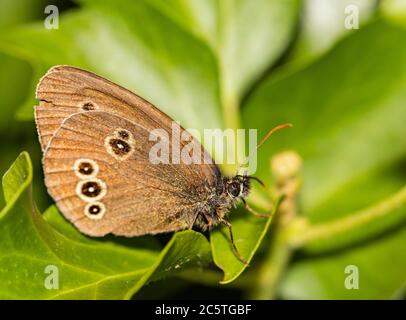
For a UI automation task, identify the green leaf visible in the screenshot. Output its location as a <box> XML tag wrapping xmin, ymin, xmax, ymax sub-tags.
<box><xmin>0</xmin><ymin>0</ymin><xmax>300</xmax><ymax>128</ymax></box>
<box><xmin>280</xmin><ymin>172</ymin><xmax>406</xmax><ymax>299</ymax></box>
<box><xmin>291</xmin><ymin>0</ymin><xmax>377</xmax><ymax>60</ymax></box>
<box><xmin>242</xmin><ymin>18</ymin><xmax>406</xmax><ymax>299</ymax></box>
<box><xmin>144</xmin><ymin>0</ymin><xmax>301</xmax><ymax>99</ymax></box>
<box><xmin>243</xmin><ymin>18</ymin><xmax>406</xmax><ymax>216</ymax></box>
<box><xmin>0</xmin><ymin>0</ymin><xmax>48</xmax><ymax>29</ymax></box>
<box><xmin>1</xmin><ymin>3</ymin><xmax>222</xmax><ymax>132</ymax></box>
<box><xmin>0</xmin><ymin>0</ymin><xmax>40</xmax><ymax>206</ymax></box>
<box><xmin>211</xmin><ymin>196</ymin><xmax>283</xmax><ymax>284</ymax></box>
<box><xmin>0</xmin><ymin>152</ymin><xmax>211</xmax><ymax>299</ymax></box>
<box><xmin>143</xmin><ymin>0</ymin><xmax>301</xmax><ymax>137</ymax></box>
<box><xmin>280</xmin><ymin>225</ymin><xmax>406</xmax><ymax>299</ymax></box>
<box><xmin>289</xmin><ymin>185</ymin><xmax>406</xmax><ymax>253</ymax></box>
<box><xmin>381</xmin><ymin>0</ymin><xmax>406</xmax><ymax>29</ymax></box>
<box><xmin>44</xmin><ymin>205</ymin><xmax>213</xmax><ymax>298</ymax></box>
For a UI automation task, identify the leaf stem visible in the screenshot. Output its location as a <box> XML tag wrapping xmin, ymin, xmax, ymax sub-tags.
<box><xmin>288</xmin><ymin>185</ymin><xmax>406</xmax><ymax>251</ymax></box>
<box><xmin>219</xmin><ymin>80</ymin><xmax>242</xmax><ymax>175</ymax></box>
<box><xmin>248</xmin><ymin>215</ymin><xmax>293</xmax><ymax>299</ymax></box>
<box><xmin>248</xmin><ymin>151</ymin><xmax>302</xmax><ymax>299</ymax></box>
<box><xmin>217</xmin><ymin>0</ymin><xmax>242</xmax><ymax>175</ymax></box>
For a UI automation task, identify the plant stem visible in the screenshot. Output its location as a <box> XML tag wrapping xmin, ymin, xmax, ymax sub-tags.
<box><xmin>249</xmin><ymin>151</ymin><xmax>302</xmax><ymax>299</ymax></box>
<box><xmin>217</xmin><ymin>1</ymin><xmax>242</xmax><ymax>175</ymax></box>
<box><xmin>219</xmin><ymin>83</ymin><xmax>242</xmax><ymax>175</ymax></box>
<box><xmin>249</xmin><ymin>215</ymin><xmax>293</xmax><ymax>299</ymax></box>
<box><xmin>288</xmin><ymin>185</ymin><xmax>406</xmax><ymax>251</ymax></box>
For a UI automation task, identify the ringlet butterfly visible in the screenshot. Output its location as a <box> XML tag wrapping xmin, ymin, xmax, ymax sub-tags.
<box><xmin>35</xmin><ymin>65</ymin><xmax>290</xmax><ymax>263</ymax></box>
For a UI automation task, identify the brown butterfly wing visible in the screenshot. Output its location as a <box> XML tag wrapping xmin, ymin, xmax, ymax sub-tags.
<box><xmin>35</xmin><ymin>65</ymin><xmax>213</xmax><ymax>167</ymax></box>
<box><xmin>36</xmin><ymin>65</ymin><xmax>219</xmax><ymax>187</ymax></box>
<box><xmin>43</xmin><ymin>111</ymin><xmax>220</xmax><ymax>236</ymax></box>
<box><xmin>36</xmin><ymin>65</ymin><xmax>158</xmax><ymax>151</ymax></box>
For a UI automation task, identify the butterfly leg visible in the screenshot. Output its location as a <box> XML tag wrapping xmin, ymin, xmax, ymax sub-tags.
<box><xmin>191</xmin><ymin>212</ymin><xmax>215</xmax><ymax>232</ymax></box>
<box><xmin>189</xmin><ymin>212</ymin><xmax>200</xmax><ymax>230</ymax></box>
<box><xmin>241</xmin><ymin>198</ymin><xmax>273</xmax><ymax>218</ymax></box>
<box><xmin>220</xmin><ymin>219</ymin><xmax>249</xmax><ymax>266</ymax></box>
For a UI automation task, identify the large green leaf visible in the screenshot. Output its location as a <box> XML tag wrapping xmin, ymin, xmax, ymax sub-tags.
<box><xmin>0</xmin><ymin>0</ymin><xmax>49</xmax><ymax>28</ymax></box>
<box><xmin>382</xmin><ymin>0</ymin><xmax>406</xmax><ymax>29</ymax></box>
<box><xmin>211</xmin><ymin>196</ymin><xmax>283</xmax><ymax>284</ymax></box>
<box><xmin>144</xmin><ymin>0</ymin><xmax>301</xmax><ymax>101</ymax></box>
<box><xmin>1</xmin><ymin>3</ymin><xmax>222</xmax><ymax>132</ymax></box>
<box><xmin>243</xmin><ymin>18</ymin><xmax>406</xmax><ymax>215</ymax></box>
<box><xmin>280</xmin><ymin>224</ymin><xmax>406</xmax><ymax>299</ymax></box>
<box><xmin>0</xmin><ymin>152</ymin><xmax>211</xmax><ymax>299</ymax></box>
<box><xmin>0</xmin><ymin>0</ymin><xmax>300</xmax><ymax>132</ymax></box>
<box><xmin>0</xmin><ymin>0</ymin><xmax>52</xmax><ymax>208</ymax></box>
<box><xmin>291</xmin><ymin>0</ymin><xmax>377</xmax><ymax>60</ymax></box>
<box><xmin>242</xmin><ymin>17</ymin><xmax>406</xmax><ymax>299</ymax></box>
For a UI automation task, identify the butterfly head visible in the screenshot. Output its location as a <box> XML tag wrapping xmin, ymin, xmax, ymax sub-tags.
<box><xmin>225</xmin><ymin>175</ymin><xmax>251</xmax><ymax>199</ymax></box>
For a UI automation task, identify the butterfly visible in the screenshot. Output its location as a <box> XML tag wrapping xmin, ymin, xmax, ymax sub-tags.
<box><xmin>35</xmin><ymin>65</ymin><xmax>290</xmax><ymax>263</ymax></box>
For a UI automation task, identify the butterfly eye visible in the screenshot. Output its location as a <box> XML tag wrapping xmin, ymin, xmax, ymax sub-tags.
<box><xmin>227</xmin><ymin>182</ymin><xmax>242</xmax><ymax>198</ymax></box>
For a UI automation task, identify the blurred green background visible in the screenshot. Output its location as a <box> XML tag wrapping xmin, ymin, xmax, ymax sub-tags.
<box><xmin>0</xmin><ymin>0</ymin><xmax>405</xmax><ymax>299</ymax></box>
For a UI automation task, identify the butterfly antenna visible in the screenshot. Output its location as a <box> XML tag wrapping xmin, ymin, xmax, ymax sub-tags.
<box><xmin>257</xmin><ymin>123</ymin><xmax>293</xmax><ymax>149</ymax></box>
<box><xmin>237</xmin><ymin>123</ymin><xmax>293</xmax><ymax>174</ymax></box>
